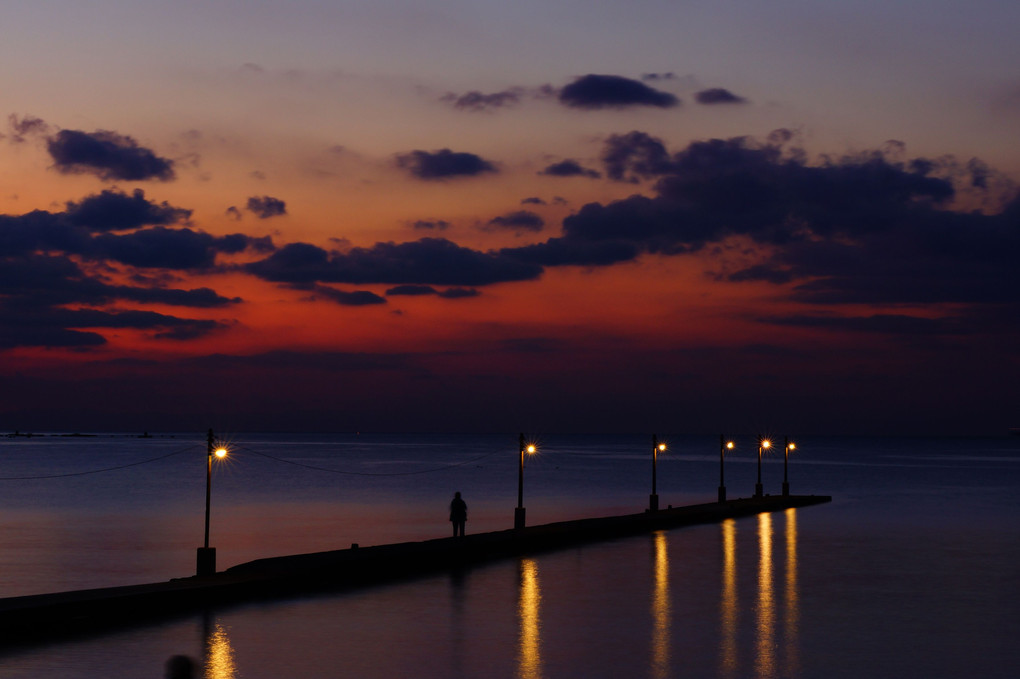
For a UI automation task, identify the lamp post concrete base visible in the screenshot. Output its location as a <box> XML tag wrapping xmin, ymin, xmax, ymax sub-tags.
<box><xmin>718</xmin><ymin>486</ymin><xmax>726</xmax><ymax>503</ymax></box>
<box><xmin>755</xmin><ymin>483</ymin><xmax>763</xmax><ymax>498</ymax></box>
<box><xmin>649</xmin><ymin>494</ymin><xmax>659</xmax><ymax>512</ymax></box>
<box><xmin>782</xmin><ymin>481</ymin><xmax>790</xmax><ymax>496</ymax></box>
<box><xmin>514</xmin><ymin>507</ymin><xmax>526</xmax><ymax>530</ymax></box>
<box><xmin>196</xmin><ymin>547</ymin><xmax>216</xmax><ymax>577</ymax></box>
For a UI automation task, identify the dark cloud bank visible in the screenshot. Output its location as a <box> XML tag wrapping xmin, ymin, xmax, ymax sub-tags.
<box><xmin>4</xmin><ymin>125</ymin><xmax>1018</xmax><ymax>434</ymax></box>
<box><xmin>0</xmin><ymin>189</ymin><xmax>270</xmax><ymax>349</ymax></box>
<box><xmin>65</xmin><ymin>189</ymin><xmax>191</xmax><ymax>231</ymax></box>
<box><xmin>502</xmin><ymin>130</ymin><xmax>1019</xmax><ymax>341</ymax></box>
<box><xmin>11</xmin><ymin>131</ymin><xmax>1016</xmax><ymax>348</ymax></box>
<box><xmin>246</xmin><ymin>238</ymin><xmax>540</xmax><ymax>286</ymax></box>
<box><xmin>243</xmin><ymin>130</ymin><xmax>1018</xmax><ymax>337</ymax></box>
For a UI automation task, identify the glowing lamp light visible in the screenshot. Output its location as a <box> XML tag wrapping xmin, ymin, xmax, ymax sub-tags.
<box><xmin>516</xmin><ymin>434</ymin><xmax>535</xmax><ymax>529</ymax></box>
<box><xmin>199</xmin><ymin>428</ymin><xmax>226</xmax><ymax>576</ymax></box>
<box><xmin>755</xmin><ymin>437</ymin><xmax>770</xmax><ymax>498</ymax></box>
<box><xmin>719</xmin><ymin>436</ymin><xmax>735</xmax><ymax>503</ymax></box>
<box><xmin>783</xmin><ymin>437</ymin><xmax>796</xmax><ymax>496</ymax></box>
<box><xmin>649</xmin><ymin>434</ymin><xmax>665</xmax><ymax>511</ymax></box>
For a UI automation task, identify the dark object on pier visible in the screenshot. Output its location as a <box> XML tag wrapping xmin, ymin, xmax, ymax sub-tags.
<box><xmin>165</xmin><ymin>655</ymin><xmax>196</xmax><ymax>679</ymax></box>
<box><xmin>450</xmin><ymin>492</ymin><xmax>467</xmax><ymax>537</ymax></box>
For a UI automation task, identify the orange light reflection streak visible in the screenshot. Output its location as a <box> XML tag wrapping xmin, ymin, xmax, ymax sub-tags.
<box><xmin>756</xmin><ymin>512</ymin><xmax>775</xmax><ymax>678</ymax></box>
<box><xmin>516</xmin><ymin>558</ymin><xmax>542</xmax><ymax>679</ymax></box>
<box><xmin>652</xmin><ymin>531</ymin><xmax>670</xmax><ymax>679</ymax></box>
<box><xmin>720</xmin><ymin>518</ymin><xmax>738</xmax><ymax>678</ymax></box>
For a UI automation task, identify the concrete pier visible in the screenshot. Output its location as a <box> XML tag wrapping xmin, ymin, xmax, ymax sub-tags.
<box><xmin>0</xmin><ymin>494</ymin><xmax>829</xmax><ymax>647</ymax></box>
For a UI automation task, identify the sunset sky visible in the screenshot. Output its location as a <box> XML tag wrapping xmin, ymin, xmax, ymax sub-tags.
<box><xmin>1</xmin><ymin>0</ymin><xmax>1018</xmax><ymax>435</ymax></box>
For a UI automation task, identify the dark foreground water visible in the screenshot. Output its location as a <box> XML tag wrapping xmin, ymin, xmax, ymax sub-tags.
<box><xmin>0</xmin><ymin>432</ymin><xmax>1017</xmax><ymax>678</ymax></box>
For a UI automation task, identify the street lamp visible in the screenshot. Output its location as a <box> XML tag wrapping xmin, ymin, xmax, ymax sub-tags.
<box><xmin>515</xmin><ymin>433</ymin><xmax>537</xmax><ymax>529</ymax></box>
<box><xmin>197</xmin><ymin>428</ymin><xmax>227</xmax><ymax>576</ymax></box>
<box><xmin>719</xmin><ymin>436</ymin><xmax>734</xmax><ymax>503</ymax></box>
<box><xmin>783</xmin><ymin>437</ymin><xmax>795</xmax><ymax>496</ymax></box>
<box><xmin>755</xmin><ymin>438</ymin><xmax>771</xmax><ymax>498</ymax></box>
<box><xmin>650</xmin><ymin>435</ymin><xmax>666</xmax><ymax>511</ymax></box>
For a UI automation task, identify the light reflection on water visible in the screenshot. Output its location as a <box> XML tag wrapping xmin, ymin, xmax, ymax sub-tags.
<box><xmin>517</xmin><ymin>558</ymin><xmax>542</xmax><ymax>679</ymax></box>
<box><xmin>784</xmin><ymin>508</ymin><xmax>800</xmax><ymax>676</ymax></box>
<box><xmin>756</xmin><ymin>512</ymin><xmax>775</xmax><ymax>678</ymax></box>
<box><xmin>202</xmin><ymin>616</ymin><xmax>237</xmax><ymax>679</ymax></box>
<box><xmin>651</xmin><ymin>531</ymin><xmax>670</xmax><ymax>679</ymax></box>
<box><xmin>719</xmin><ymin>518</ymin><xmax>738</xmax><ymax>678</ymax></box>
<box><xmin>0</xmin><ymin>434</ymin><xmax>1017</xmax><ymax>678</ymax></box>
<box><xmin>720</xmin><ymin>511</ymin><xmax>801</xmax><ymax>679</ymax></box>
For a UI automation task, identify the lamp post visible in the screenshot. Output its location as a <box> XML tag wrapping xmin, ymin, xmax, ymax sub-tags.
<box><xmin>650</xmin><ymin>435</ymin><xmax>666</xmax><ymax>511</ymax></box>
<box><xmin>783</xmin><ymin>437</ymin><xmax>795</xmax><ymax>496</ymax></box>
<box><xmin>719</xmin><ymin>436</ymin><xmax>734</xmax><ymax>503</ymax></box>
<box><xmin>515</xmin><ymin>433</ymin><xmax>536</xmax><ymax>529</ymax></box>
<box><xmin>755</xmin><ymin>438</ymin><xmax>771</xmax><ymax>498</ymax></box>
<box><xmin>197</xmin><ymin>428</ymin><xmax>227</xmax><ymax>576</ymax></box>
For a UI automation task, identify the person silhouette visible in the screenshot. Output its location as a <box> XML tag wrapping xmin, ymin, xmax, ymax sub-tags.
<box><xmin>450</xmin><ymin>491</ymin><xmax>467</xmax><ymax>537</ymax></box>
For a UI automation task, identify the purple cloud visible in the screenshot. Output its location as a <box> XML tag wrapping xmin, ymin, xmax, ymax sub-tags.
<box><xmin>396</xmin><ymin>149</ymin><xmax>498</xmax><ymax>180</ymax></box>
<box><xmin>695</xmin><ymin>88</ymin><xmax>749</xmax><ymax>105</ymax></box>
<box><xmin>65</xmin><ymin>189</ymin><xmax>191</xmax><ymax>231</ymax></box>
<box><xmin>487</xmin><ymin>210</ymin><xmax>545</xmax><ymax>232</ymax></box>
<box><xmin>559</xmin><ymin>75</ymin><xmax>679</xmax><ymax>110</ymax></box>
<box><xmin>539</xmin><ymin>159</ymin><xmax>602</xmax><ymax>179</ymax></box>
<box><xmin>246</xmin><ymin>238</ymin><xmax>541</xmax><ymax>286</ymax></box>
<box><xmin>47</xmin><ymin>129</ymin><xmax>175</xmax><ymax>181</ymax></box>
<box><xmin>440</xmin><ymin>89</ymin><xmax>522</xmax><ymax>112</ymax></box>
<box><xmin>246</xmin><ymin>195</ymin><xmax>287</xmax><ymax>219</ymax></box>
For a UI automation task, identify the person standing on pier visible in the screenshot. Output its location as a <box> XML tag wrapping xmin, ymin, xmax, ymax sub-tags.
<box><xmin>450</xmin><ymin>492</ymin><xmax>467</xmax><ymax>537</ymax></box>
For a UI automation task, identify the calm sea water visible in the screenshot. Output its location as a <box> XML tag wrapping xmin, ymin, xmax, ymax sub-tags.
<box><xmin>0</xmin><ymin>432</ymin><xmax>1017</xmax><ymax>678</ymax></box>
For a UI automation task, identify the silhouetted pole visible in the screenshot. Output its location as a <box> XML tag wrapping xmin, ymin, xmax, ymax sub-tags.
<box><xmin>755</xmin><ymin>438</ymin><xmax>770</xmax><ymax>498</ymax></box>
<box><xmin>204</xmin><ymin>428</ymin><xmax>213</xmax><ymax>549</ymax></box>
<box><xmin>783</xmin><ymin>436</ymin><xmax>794</xmax><ymax>496</ymax></box>
<box><xmin>649</xmin><ymin>434</ymin><xmax>661</xmax><ymax>511</ymax></box>
<box><xmin>515</xmin><ymin>433</ymin><xmax>526</xmax><ymax>529</ymax></box>
<box><xmin>197</xmin><ymin>428</ymin><xmax>220</xmax><ymax>576</ymax></box>
<box><xmin>719</xmin><ymin>435</ymin><xmax>734</xmax><ymax>503</ymax></box>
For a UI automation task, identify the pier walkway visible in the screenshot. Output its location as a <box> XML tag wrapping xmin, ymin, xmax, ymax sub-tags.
<box><xmin>0</xmin><ymin>494</ymin><xmax>830</xmax><ymax>647</ymax></box>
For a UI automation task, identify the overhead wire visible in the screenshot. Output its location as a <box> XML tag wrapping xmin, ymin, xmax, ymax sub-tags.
<box><xmin>234</xmin><ymin>443</ymin><xmax>501</xmax><ymax>476</ymax></box>
<box><xmin>0</xmin><ymin>443</ymin><xmax>202</xmax><ymax>480</ymax></box>
<box><xmin>0</xmin><ymin>439</ymin><xmax>506</xmax><ymax>481</ymax></box>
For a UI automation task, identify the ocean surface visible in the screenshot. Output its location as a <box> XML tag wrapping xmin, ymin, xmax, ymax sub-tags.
<box><xmin>0</xmin><ymin>432</ymin><xmax>1017</xmax><ymax>678</ymax></box>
